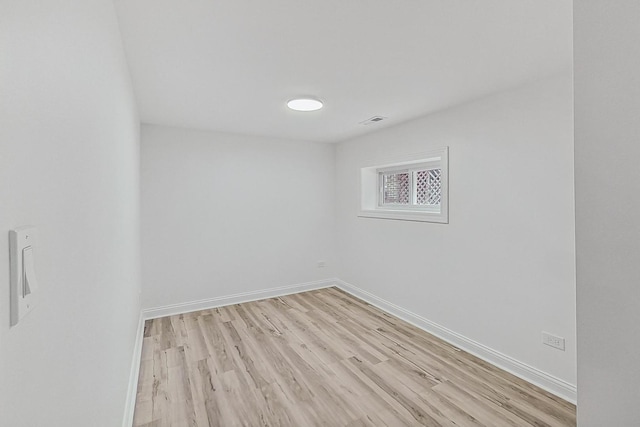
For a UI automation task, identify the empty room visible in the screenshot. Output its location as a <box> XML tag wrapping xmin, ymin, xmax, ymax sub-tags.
<box><xmin>2</xmin><ymin>1</ymin><xmax>639</xmax><ymax>426</ymax></box>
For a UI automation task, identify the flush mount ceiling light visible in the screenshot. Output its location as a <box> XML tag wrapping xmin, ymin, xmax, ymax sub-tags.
<box><xmin>287</xmin><ymin>98</ymin><xmax>323</xmax><ymax>112</ymax></box>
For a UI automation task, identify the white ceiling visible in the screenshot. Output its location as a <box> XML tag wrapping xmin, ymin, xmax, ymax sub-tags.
<box><xmin>114</xmin><ymin>0</ymin><xmax>572</xmax><ymax>143</ymax></box>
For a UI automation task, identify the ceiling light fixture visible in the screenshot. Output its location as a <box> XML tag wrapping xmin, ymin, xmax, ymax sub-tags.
<box><xmin>287</xmin><ymin>98</ymin><xmax>323</xmax><ymax>112</ymax></box>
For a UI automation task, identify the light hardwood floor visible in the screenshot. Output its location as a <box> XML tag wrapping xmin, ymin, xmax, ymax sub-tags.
<box><xmin>133</xmin><ymin>287</ymin><xmax>576</xmax><ymax>426</ymax></box>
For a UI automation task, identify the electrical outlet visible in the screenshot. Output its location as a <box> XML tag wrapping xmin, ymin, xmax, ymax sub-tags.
<box><xmin>317</xmin><ymin>260</ymin><xmax>326</xmax><ymax>268</ymax></box>
<box><xmin>542</xmin><ymin>332</ymin><xmax>565</xmax><ymax>351</ymax></box>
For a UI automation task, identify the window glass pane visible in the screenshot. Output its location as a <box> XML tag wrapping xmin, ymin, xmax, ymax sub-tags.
<box><xmin>382</xmin><ymin>172</ymin><xmax>410</xmax><ymax>204</ymax></box>
<box><xmin>415</xmin><ymin>169</ymin><xmax>441</xmax><ymax>205</ymax></box>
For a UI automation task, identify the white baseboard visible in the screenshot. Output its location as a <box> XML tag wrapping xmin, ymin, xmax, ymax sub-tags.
<box><xmin>142</xmin><ymin>278</ymin><xmax>336</xmax><ymax>320</ymax></box>
<box><xmin>122</xmin><ymin>312</ymin><xmax>145</xmax><ymax>427</ymax></box>
<box><xmin>335</xmin><ymin>279</ymin><xmax>577</xmax><ymax>404</ymax></box>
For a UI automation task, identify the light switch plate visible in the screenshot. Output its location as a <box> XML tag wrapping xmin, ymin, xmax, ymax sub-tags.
<box><xmin>9</xmin><ymin>226</ymin><xmax>38</xmax><ymax>326</ymax></box>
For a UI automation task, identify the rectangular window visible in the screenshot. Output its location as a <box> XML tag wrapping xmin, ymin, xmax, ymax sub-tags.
<box><xmin>378</xmin><ymin>166</ymin><xmax>442</xmax><ymax>210</ymax></box>
<box><xmin>359</xmin><ymin>148</ymin><xmax>448</xmax><ymax>223</ymax></box>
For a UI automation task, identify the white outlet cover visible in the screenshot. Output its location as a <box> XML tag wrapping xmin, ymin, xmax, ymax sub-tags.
<box><xmin>542</xmin><ymin>331</ymin><xmax>565</xmax><ymax>351</ymax></box>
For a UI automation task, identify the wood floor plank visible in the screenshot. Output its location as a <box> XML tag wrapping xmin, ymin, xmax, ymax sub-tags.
<box><xmin>133</xmin><ymin>287</ymin><xmax>576</xmax><ymax>426</ymax></box>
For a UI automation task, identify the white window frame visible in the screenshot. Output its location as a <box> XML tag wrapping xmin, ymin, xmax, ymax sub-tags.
<box><xmin>359</xmin><ymin>147</ymin><xmax>448</xmax><ymax>223</ymax></box>
<box><xmin>377</xmin><ymin>163</ymin><xmax>441</xmax><ymax>212</ymax></box>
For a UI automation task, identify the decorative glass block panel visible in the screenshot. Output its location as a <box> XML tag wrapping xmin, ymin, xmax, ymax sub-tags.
<box><xmin>382</xmin><ymin>172</ymin><xmax>410</xmax><ymax>204</ymax></box>
<box><xmin>415</xmin><ymin>169</ymin><xmax>441</xmax><ymax>205</ymax></box>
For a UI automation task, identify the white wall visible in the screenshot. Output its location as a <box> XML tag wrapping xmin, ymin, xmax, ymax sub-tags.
<box><xmin>335</xmin><ymin>72</ymin><xmax>576</xmax><ymax>389</ymax></box>
<box><xmin>574</xmin><ymin>2</ymin><xmax>640</xmax><ymax>425</ymax></box>
<box><xmin>141</xmin><ymin>125</ymin><xmax>336</xmax><ymax>309</ymax></box>
<box><xmin>0</xmin><ymin>1</ymin><xmax>141</xmax><ymax>426</ymax></box>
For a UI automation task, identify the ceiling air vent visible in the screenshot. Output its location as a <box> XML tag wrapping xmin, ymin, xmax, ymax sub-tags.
<box><xmin>359</xmin><ymin>116</ymin><xmax>387</xmax><ymax>126</ymax></box>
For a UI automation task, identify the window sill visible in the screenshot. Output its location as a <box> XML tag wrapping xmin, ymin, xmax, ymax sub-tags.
<box><xmin>358</xmin><ymin>209</ymin><xmax>448</xmax><ymax>223</ymax></box>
